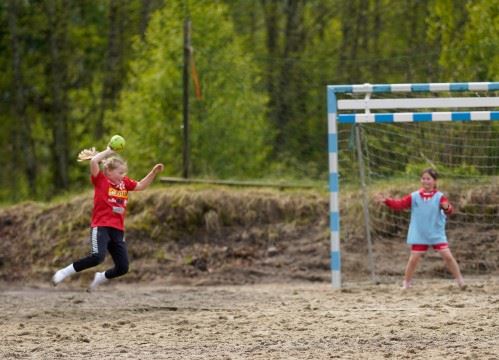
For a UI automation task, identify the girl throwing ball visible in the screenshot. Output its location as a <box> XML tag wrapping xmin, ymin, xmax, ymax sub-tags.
<box><xmin>52</xmin><ymin>144</ymin><xmax>164</xmax><ymax>291</ymax></box>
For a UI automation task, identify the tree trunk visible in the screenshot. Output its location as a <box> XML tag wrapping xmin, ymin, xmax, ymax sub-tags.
<box><xmin>370</xmin><ymin>0</ymin><xmax>382</xmax><ymax>81</ymax></box>
<box><xmin>338</xmin><ymin>0</ymin><xmax>370</xmax><ymax>83</ymax></box>
<box><xmin>275</xmin><ymin>0</ymin><xmax>304</xmax><ymax>152</ymax></box>
<box><xmin>7</xmin><ymin>0</ymin><xmax>37</xmax><ymax>195</ymax></box>
<box><xmin>260</xmin><ymin>0</ymin><xmax>280</xmax><ymax>134</ymax></box>
<box><xmin>139</xmin><ymin>0</ymin><xmax>153</xmax><ymax>40</ymax></box>
<box><xmin>46</xmin><ymin>0</ymin><xmax>70</xmax><ymax>191</ymax></box>
<box><xmin>95</xmin><ymin>0</ymin><xmax>127</xmax><ymax>141</ymax></box>
<box><xmin>338</xmin><ymin>1</ymin><xmax>357</xmax><ymax>83</ymax></box>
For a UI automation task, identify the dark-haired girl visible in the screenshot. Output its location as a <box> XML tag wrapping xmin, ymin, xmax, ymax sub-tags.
<box><xmin>375</xmin><ymin>168</ymin><xmax>465</xmax><ymax>289</ymax></box>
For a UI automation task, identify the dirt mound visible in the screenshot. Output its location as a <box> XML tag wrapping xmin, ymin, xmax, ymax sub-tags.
<box><xmin>0</xmin><ymin>186</ymin><xmax>497</xmax><ymax>286</ymax></box>
<box><xmin>0</xmin><ymin>188</ymin><xmax>330</xmax><ymax>285</ymax></box>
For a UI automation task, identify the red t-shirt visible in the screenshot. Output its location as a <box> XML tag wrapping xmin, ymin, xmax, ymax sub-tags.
<box><xmin>91</xmin><ymin>171</ymin><xmax>138</xmax><ymax>230</ymax></box>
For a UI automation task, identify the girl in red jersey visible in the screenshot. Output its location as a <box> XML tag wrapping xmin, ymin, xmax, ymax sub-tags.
<box><xmin>52</xmin><ymin>147</ymin><xmax>164</xmax><ymax>291</ymax></box>
<box><xmin>375</xmin><ymin>168</ymin><xmax>465</xmax><ymax>290</ymax></box>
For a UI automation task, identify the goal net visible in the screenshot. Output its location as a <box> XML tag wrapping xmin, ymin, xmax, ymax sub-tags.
<box><xmin>327</xmin><ymin>82</ymin><xmax>499</xmax><ymax>287</ymax></box>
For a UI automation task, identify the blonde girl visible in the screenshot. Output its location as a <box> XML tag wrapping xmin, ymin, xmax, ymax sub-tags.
<box><xmin>52</xmin><ymin>147</ymin><xmax>163</xmax><ymax>291</ymax></box>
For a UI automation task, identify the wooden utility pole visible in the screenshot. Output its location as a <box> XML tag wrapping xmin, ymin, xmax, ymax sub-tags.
<box><xmin>182</xmin><ymin>18</ymin><xmax>191</xmax><ymax>178</ymax></box>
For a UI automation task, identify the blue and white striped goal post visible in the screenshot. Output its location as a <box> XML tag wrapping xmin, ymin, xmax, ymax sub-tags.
<box><xmin>327</xmin><ymin>81</ymin><xmax>499</xmax><ymax>288</ymax></box>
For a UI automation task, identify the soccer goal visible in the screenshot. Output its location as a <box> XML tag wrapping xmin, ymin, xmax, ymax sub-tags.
<box><xmin>327</xmin><ymin>82</ymin><xmax>499</xmax><ymax>288</ymax></box>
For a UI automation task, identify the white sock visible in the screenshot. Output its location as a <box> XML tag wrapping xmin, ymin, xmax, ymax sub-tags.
<box><xmin>89</xmin><ymin>272</ymin><xmax>108</xmax><ymax>291</ymax></box>
<box><xmin>52</xmin><ymin>264</ymin><xmax>76</xmax><ymax>286</ymax></box>
<box><xmin>62</xmin><ymin>264</ymin><xmax>76</xmax><ymax>276</ymax></box>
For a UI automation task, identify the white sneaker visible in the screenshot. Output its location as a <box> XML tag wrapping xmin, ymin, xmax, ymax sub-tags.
<box><xmin>52</xmin><ymin>270</ymin><xmax>66</xmax><ymax>286</ymax></box>
<box><xmin>88</xmin><ymin>272</ymin><xmax>108</xmax><ymax>292</ymax></box>
<box><xmin>52</xmin><ymin>264</ymin><xmax>76</xmax><ymax>286</ymax></box>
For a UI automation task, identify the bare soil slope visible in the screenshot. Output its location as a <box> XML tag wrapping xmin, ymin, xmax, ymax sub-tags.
<box><xmin>0</xmin><ymin>186</ymin><xmax>497</xmax><ymax>286</ymax></box>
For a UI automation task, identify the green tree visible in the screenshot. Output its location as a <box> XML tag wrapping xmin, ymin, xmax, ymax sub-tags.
<box><xmin>461</xmin><ymin>0</ymin><xmax>498</xmax><ymax>80</ymax></box>
<box><xmin>111</xmin><ymin>1</ymin><xmax>270</xmax><ymax>179</ymax></box>
<box><xmin>0</xmin><ymin>0</ymin><xmax>497</xmax><ymax>203</ymax></box>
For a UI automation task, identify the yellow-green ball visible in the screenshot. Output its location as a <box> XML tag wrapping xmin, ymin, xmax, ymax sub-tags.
<box><xmin>109</xmin><ymin>135</ymin><xmax>125</xmax><ymax>151</ymax></box>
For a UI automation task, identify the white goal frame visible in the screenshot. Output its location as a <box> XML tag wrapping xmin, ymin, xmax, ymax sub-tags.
<box><xmin>327</xmin><ymin>81</ymin><xmax>499</xmax><ymax>288</ymax></box>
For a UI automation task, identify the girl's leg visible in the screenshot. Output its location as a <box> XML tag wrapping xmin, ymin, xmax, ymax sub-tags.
<box><xmin>53</xmin><ymin>227</ymin><xmax>109</xmax><ymax>286</ymax></box>
<box><xmin>72</xmin><ymin>227</ymin><xmax>109</xmax><ymax>271</ymax></box>
<box><xmin>439</xmin><ymin>248</ymin><xmax>465</xmax><ymax>288</ymax></box>
<box><xmin>89</xmin><ymin>229</ymin><xmax>128</xmax><ymax>291</ymax></box>
<box><xmin>403</xmin><ymin>252</ymin><xmax>424</xmax><ymax>288</ymax></box>
<box><xmin>51</xmin><ymin>264</ymin><xmax>76</xmax><ymax>285</ymax></box>
<box><xmin>105</xmin><ymin>229</ymin><xmax>129</xmax><ymax>279</ymax></box>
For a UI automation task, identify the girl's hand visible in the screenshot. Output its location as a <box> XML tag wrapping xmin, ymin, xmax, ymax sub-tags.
<box><xmin>135</xmin><ymin>163</ymin><xmax>165</xmax><ymax>191</ymax></box>
<box><xmin>152</xmin><ymin>163</ymin><xmax>164</xmax><ymax>174</ymax></box>
<box><xmin>441</xmin><ymin>201</ymin><xmax>450</xmax><ymax>211</ymax></box>
<box><xmin>374</xmin><ymin>193</ymin><xmax>386</xmax><ymax>204</ymax></box>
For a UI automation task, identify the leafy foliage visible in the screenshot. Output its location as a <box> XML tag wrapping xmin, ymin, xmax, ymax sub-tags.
<box><xmin>0</xmin><ymin>0</ymin><xmax>497</xmax><ymax>202</ymax></box>
<box><xmin>112</xmin><ymin>2</ymin><xmax>270</xmax><ymax>179</ymax></box>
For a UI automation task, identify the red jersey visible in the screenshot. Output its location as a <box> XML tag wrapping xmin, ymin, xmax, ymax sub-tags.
<box><xmin>91</xmin><ymin>171</ymin><xmax>138</xmax><ymax>230</ymax></box>
<box><xmin>384</xmin><ymin>188</ymin><xmax>453</xmax><ymax>214</ymax></box>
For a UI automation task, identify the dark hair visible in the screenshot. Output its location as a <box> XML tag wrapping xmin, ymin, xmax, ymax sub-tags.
<box><xmin>421</xmin><ymin>168</ymin><xmax>438</xmax><ymax>180</ymax></box>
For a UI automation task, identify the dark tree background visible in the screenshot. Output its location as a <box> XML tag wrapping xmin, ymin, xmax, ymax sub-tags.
<box><xmin>0</xmin><ymin>0</ymin><xmax>497</xmax><ymax>202</ymax></box>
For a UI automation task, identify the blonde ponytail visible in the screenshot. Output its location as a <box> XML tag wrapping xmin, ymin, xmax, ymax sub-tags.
<box><xmin>77</xmin><ymin>147</ymin><xmax>99</xmax><ymax>162</ymax></box>
<box><xmin>77</xmin><ymin>148</ymin><xmax>127</xmax><ymax>173</ymax></box>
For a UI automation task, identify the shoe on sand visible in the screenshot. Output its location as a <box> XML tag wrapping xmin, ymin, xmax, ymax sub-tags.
<box><xmin>52</xmin><ymin>270</ymin><xmax>66</xmax><ymax>286</ymax></box>
<box><xmin>52</xmin><ymin>264</ymin><xmax>76</xmax><ymax>286</ymax></box>
<box><xmin>88</xmin><ymin>272</ymin><xmax>108</xmax><ymax>292</ymax></box>
<box><xmin>402</xmin><ymin>280</ymin><xmax>413</xmax><ymax>290</ymax></box>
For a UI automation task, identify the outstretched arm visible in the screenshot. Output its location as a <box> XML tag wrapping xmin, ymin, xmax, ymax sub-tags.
<box><xmin>375</xmin><ymin>193</ymin><xmax>412</xmax><ymax>211</ymax></box>
<box><xmin>135</xmin><ymin>163</ymin><xmax>164</xmax><ymax>191</ymax></box>
<box><xmin>90</xmin><ymin>147</ymin><xmax>115</xmax><ymax>177</ymax></box>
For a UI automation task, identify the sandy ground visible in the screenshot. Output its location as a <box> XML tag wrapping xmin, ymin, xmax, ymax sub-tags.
<box><xmin>1</xmin><ymin>277</ymin><xmax>499</xmax><ymax>360</ymax></box>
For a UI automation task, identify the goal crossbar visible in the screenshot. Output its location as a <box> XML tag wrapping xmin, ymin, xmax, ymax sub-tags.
<box><xmin>338</xmin><ymin>97</ymin><xmax>499</xmax><ymax>110</ymax></box>
<box><xmin>338</xmin><ymin>111</ymin><xmax>499</xmax><ymax>123</ymax></box>
<box><xmin>326</xmin><ymin>81</ymin><xmax>499</xmax><ymax>288</ymax></box>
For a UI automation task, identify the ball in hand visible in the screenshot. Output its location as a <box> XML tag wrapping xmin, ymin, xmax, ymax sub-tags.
<box><xmin>108</xmin><ymin>135</ymin><xmax>126</xmax><ymax>151</ymax></box>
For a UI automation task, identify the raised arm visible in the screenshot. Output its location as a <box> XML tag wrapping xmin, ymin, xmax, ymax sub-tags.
<box><xmin>134</xmin><ymin>163</ymin><xmax>164</xmax><ymax>191</ymax></box>
<box><xmin>90</xmin><ymin>147</ymin><xmax>114</xmax><ymax>177</ymax></box>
